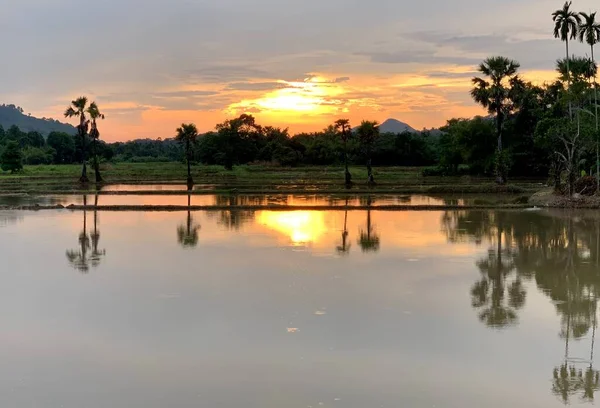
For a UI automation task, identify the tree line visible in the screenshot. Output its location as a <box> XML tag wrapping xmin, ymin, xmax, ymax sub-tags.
<box><xmin>1</xmin><ymin>1</ymin><xmax>599</xmax><ymax>193</ymax></box>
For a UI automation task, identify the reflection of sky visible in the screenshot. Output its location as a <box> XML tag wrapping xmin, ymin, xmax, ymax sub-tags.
<box><xmin>0</xmin><ymin>209</ymin><xmax>594</xmax><ymax>407</ymax></box>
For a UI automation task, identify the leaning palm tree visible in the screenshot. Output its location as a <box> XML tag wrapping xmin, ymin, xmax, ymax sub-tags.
<box><xmin>553</xmin><ymin>1</ymin><xmax>582</xmax><ymax>118</ymax></box>
<box><xmin>87</xmin><ymin>102</ymin><xmax>105</xmax><ymax>183</ymax></box>
<box><xmin>356</xmin><ymin>121</ymin><xmax>380</xmax><ymax>184</ymax></box>
<box><xmin>64</xmin><ymin>96</ymin><xmax>90</xmax><ymax>183</ymax></box>
<box><xmin>579</xmin><ymin>11</ymin><xmax>600</xmax><ymax>192</ymax></box>
<box><xmin>334</xmin><ymin>119</ymin><xmax>353</xmax><ymax>186</ymax></box>
<box><xmin>175</xmin><ymin>123</ymin><xmax>199</xmax><ymax>186</ymax></box>
<box><xmin>470</xmin><ymin>56</ymin><xmax>521</xmax><ymax>184</ymax></box>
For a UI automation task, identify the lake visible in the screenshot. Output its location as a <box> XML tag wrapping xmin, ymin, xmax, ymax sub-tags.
<box><xmin>1</xmin><ymin>203</ymin><xmax>599</xmax><ymax>407</ymax></box>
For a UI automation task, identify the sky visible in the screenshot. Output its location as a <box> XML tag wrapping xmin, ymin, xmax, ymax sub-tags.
<box><xmin>1</xmin><ymin>0</ymin><xmax>599</xmax><ymax>141</ymax></box>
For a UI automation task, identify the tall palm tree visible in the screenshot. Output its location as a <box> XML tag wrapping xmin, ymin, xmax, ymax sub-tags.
<box><xmin>579</xmin><ymin>11</ymin><xmax>600</xmax><ymax>192</ymax></box>
<box><xmin>64</xmin><ymin>96</ymin><xmax>90</xmax><ymax>183</ymax></box>
<box><xmin>553</xmin><ymin>1</ymin><xmax>582</xmax><ymax>118</ymax></box>
<box><xmin>334</xmin><ymin>119</ymin><xmax>352</xmax><ymax>187</ymax></box>
<box><xmin>175</xmin><ymin>123</ymin><xmax>199</xmax><ymax>186</ymax></box>
<box><xmin>87</xmin><ymin>102</ymin><xmax>105</xmax><ymax>183</ymax></box>
<box><xmin>356</xmin><ymin>121</ymin><xmax>380</xmax><ymax>184</ymax></box>
<box><xmin>470</xmin><ymin>56</ymin><xmax>521</xmax><ymax>184</ymax></box>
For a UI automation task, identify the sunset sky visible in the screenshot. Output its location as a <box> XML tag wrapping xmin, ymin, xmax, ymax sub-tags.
<box><xmin>2</xmin><ymin>0</ymin><xmax>599</xmax><ymax>141</ymax></box>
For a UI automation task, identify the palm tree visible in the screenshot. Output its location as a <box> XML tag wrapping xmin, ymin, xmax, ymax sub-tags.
<box><xmin>87</xmin><ymin>102</ymin><xmax>105</xmax><ymax>183</ymax></box>
<box><xmin>553</xmin><ymin>1</ymin><xmax>582</xmax><ymax>118</ymax></box>
<box><xmin>579</xmin><ymin>11</ymin><xmax>600</xmax><ymax>192</ymax></box>
<box><xmin>334</xmin><ymin>119</ymin><xmax>353</xmax><ymax>186</ymax></box>
<box><xmin>470</xmin><ymin>56</ymin><xmax>521</xmax><ymax>184</ymax></box>
<box><xmin>175</xmin><ymin>123</ymin><xmax>199</xmax><ymax>186</ymax></box>
<box><xmin>64</xmin><ymin>97</ymin><xmax>90</xmax><ymax>183</ymax></box>
<box><xmin>356</xmin><ymin>121</ymin><xmax>380</xmax><ymax>184</ymax></box>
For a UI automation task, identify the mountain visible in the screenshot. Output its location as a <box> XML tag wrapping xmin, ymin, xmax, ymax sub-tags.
<box><xmin>379</xmin><ymin>118</ymin><xmax>417</xmax><ymax>134</ymax></box>
<box><xmin>352</xmin><ymin>118</ymin><xmax>418</xmax><ymax>134</ymax></box>
<box><xmin>0</xmin><ymin>104</ymin><xmax>76</xmax><ymax>135</ymax></box>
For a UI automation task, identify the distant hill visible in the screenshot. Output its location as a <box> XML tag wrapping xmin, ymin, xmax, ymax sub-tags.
<box><xmin>0</xmin><ymin>104</ymin><xmax>76</xmax><ymax>135</ymax></box>
<box><xmin>379</xmin><ymin>118</ymin><xmax>417</xmax><ymax>134</ymax></box>
<box><xmin>353</xmin><ymin>118</ymin><xmax>418</xmax><ymax>134</ymax></box>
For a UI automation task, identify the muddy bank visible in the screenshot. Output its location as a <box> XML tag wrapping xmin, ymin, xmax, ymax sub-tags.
<box><xmin>529</xmin><ymin>189</ymin><xmax>600</xmax><ymax>208</ymax></box>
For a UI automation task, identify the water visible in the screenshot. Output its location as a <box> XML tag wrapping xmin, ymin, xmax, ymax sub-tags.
<box><xmin>1</xmin><ymin>205</ymin><xmax>599</xmax><ymax>407</ymax></box>
<box><xmin>0</xmin><ymin>192</ymin><xmax>522</xmax><ymax>207</ymax></box>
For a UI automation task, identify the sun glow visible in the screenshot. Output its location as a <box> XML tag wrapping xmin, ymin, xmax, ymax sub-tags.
<box><xmin>256</xmin><ymin>211</ymin><xmax>328</xmax><ymax>245</ymax></box>
<box><xmin>227</xmin><ymin>76</ymin><xmax>347</xmax><ymax>118</ymax></box>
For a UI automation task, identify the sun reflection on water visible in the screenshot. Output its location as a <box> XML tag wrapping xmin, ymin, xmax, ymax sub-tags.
<box><xmin>256</xmin><ymin>211</ymin><xmax>328</xmax><ymax>245</ymax></box>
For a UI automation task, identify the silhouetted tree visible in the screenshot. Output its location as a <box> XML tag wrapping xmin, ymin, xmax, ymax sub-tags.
<box><xmin>578</xmin><ymin>11</ymin><xmax>600</xmax><ymax>191</ymax></box>
<box><xmin>553</xmin><ymin>1</ymin><xmax>582</xmax><ymax>118</ymax></box>
<box><xmin>356</xmin><ymin>121</ymin><xmax>380</xmax><ymax>184</ymax></box>
<box><xmin>64</xmin><ymin>97</ymin><xmax>90</xmax><ymax>183</ymax></box>
<box><xmin>175</xmin><ymin>123</ymin><xmax>199</xmax><ymax>186</ymax></box>
<box><xmin>334</xmin><ymin>119</ymin><xmax>353</xmax><ymax>186</ymax></box>
<box><xmin>87</xmin><ymin>102</ymin><xmax>105</xmax><ymax>183</ymax></box>
<box><xmin>470</xmin><ymin>56</ymin><xmax>522</xmax><ymax>183</ymax></box>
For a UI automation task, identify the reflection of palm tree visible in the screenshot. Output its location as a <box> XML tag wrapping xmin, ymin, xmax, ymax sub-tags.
<box><xmin>177</xmin><ymin>193</ymin><xmax>200</xmax><ymax>248</ymax></box>
<box><xmin>212</xmin><ymin>195</ymin><xmax>258</xmax><ymax>230</ymax></box>
<box><xmin>358</xmin><ymin>196</ymin><xmax>380</xmax><ymax>253</ymax></box>
<box><xmin>90</xmin><ymin>193</ymin><xmax>106</xmax><ymax>267</ymax></box>
<box><xmin>470</xmin><ymin>213</ymin><xmax>525</xmax><ymax>328</ymax></box>
<box><xmin>336</xmin><ymin>197</ymin><xmax>351</xmax><ymax>255</ymax></box>
<box><xmin>66</xmin><ymin>195</ymin><xmax>91</xmax><ymax>273</ymax></box>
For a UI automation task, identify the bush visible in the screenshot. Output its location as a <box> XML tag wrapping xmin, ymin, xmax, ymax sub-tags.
<box><xmin>573</xmin><ymin>176</ymin><xmax>598</xmax><ymax>196</ymax></box>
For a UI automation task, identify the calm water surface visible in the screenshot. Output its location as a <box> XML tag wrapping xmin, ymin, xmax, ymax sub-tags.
<box><xmin>1</xmin><ymin>205</ymin><xmax>599</xmax><ymax>407</ymax></box>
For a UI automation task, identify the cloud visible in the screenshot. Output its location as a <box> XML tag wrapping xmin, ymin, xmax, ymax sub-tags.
<box><xmin>356</xmin><ymin>50</ymin><xmax>481</xmax><ymax>66</ymax></box>
<box><xmin>224</xmin><ymin>82</ymin><xmax>289</xmax><ymax>91</ymax></box>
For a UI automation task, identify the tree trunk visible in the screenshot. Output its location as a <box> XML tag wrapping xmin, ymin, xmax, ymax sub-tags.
<box><xmin>593</xmin><ymin>45</ymin><xmax>599</xmax><ymax>194</ymax></box>
<box><xmin>93</xmin><ymin>138</ymin><xmax>102</xmax><ymax>183</ymax></box>
<box><xmin>496</xmin><ymin>109</ymin><xmax>505</xmax><ymax>184</ymax></box>
<box><xmin>186</xmin><ymin>139</ymin><xmax>193</xmax><ymax>185</ymax></box>
<box><xmin>80</xmin><ymin>132</ymin><xmax>88</xmax><ymax>184</ymax></box>
<box><xmin>566</xmin><ymin>38</ymin><xmax>572</xmax><ymax>119</ymax></box>
<box><xmin>344</xmin><ymin>140</ymin><xmax>352</xmax><ymax>187</ymax></box>
<box><xmin>366</xmin><ymin>147</ymin><xmax>375</xmax><ymax>185</ymax></box>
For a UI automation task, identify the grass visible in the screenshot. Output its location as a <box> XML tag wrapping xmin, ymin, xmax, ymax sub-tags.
<box><xmin>0</xmin><ymin>163</ymin><xmax>543</xmax><ymax>191</ymax></box>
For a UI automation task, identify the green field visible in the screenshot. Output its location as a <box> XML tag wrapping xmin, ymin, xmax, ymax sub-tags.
<box><xmin>0</xmin><ymin>163</ymin><xmax>542</xmax><ymax>195</ymax></box>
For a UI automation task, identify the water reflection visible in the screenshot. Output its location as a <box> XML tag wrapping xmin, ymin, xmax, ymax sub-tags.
<box><xmin>336</xmin><ymin>198</ymin><xmax>351</xmax><ymax>255</ymax></box>
<box><xmin>210</xmin><ymin>195</ymin><xmax>257</xmax><ymax>230</ymax></box>
<box><xmin>66</xmin><ymin>194</ymin><xmax>105</xmax><ymax>273</ymax></box>
<box><xmin>444</xmin><ymin>209</ymin><xmax>600</xmax><ymax>404</ymax></box>
<box><xmin>358</xmin><ymin>197</ymin><xmax>380</xmax><ymax>253</ymax></box>
<box><xmin>177</xmin><ymin>193</ymin><xmax>200</xmax><ymax>248</ymax></box>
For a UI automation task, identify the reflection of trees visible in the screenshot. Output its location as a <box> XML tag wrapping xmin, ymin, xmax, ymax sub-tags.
<box><xmin>177</xmin><ymin>193</ymin><xmax>200</xmax><ymax>248</ymax></box>
<box><xmin>209</xmin><ymin>195</ymin><xmax>260</xmax><ymax>230</ymax></box>
<box><xmin>443</xmin><ymin>209</ymin><xmax>600</xmax><ymax>403</ymax></box>
<box><xmin>66</xmin><ymin>194</ymin><xmax>105</xmax><ymax>273</ymax></box>
<box><xmin>469</xmin><ymin>213</ymin><xmax>525</xmax><ymax>328</ymax></box>
<box><xmin>358</xmin><ymin>196</ymin><xmax>379</xmax><ymax>253</ymax></box>
<box><xmin>336</xmin><ymin>197</ymin><xmax>351</xmax><ymax>255</ymax></box>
